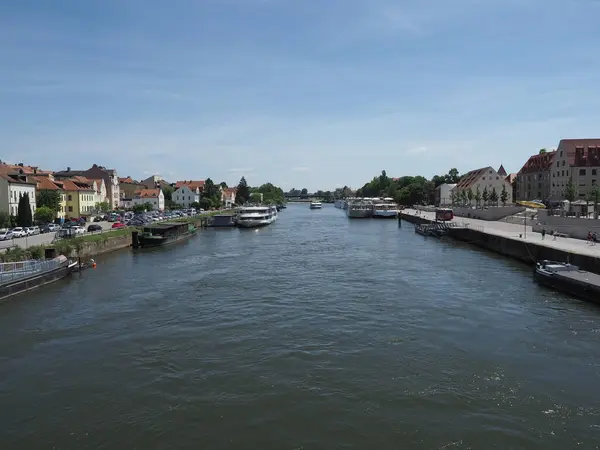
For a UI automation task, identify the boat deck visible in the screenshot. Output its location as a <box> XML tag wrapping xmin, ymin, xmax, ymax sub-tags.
<box><xmin>557</xmin><ymin>270</ymin><xmax>600</xmax><ymax>287</ymax></box>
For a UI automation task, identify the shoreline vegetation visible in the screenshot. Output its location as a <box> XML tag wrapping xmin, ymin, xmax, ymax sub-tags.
<box><xmin>0</xmin><ymin>209</ymin><xmax>237</xmax><ymax>263</ymax></box>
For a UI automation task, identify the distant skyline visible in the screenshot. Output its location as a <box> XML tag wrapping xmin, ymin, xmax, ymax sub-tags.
<box><xmin>2</xmin><ymin>0</ymin><xmax>600</xmax><ymax>191</ymax></box>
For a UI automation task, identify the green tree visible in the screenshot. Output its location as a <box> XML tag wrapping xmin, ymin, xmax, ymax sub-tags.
<box><xmin>0</xmin><ymin>211</ymin><xmax>10</xmax><ymax>228</ymax></box>
<box><xmin>565</xmin><ymin>178</ymin><xmax>576</xmax><ymax>213</ymax></box>
<box><xmin>199</xmin><ymin>198</ymin><xmax>213</xmax><ymax>210</ymax></box>
<box><xmin>300</xmin><ymin>188</ymin><xmax>308</xmax><ymax>196</ymax></box>
<box><xmin>490</xmin><ymin>187</ymin><xmax>499</xmax><ymax>206</ymax></box>
<box><xmin>482</xmin><ymin>186</ymin><xmax>489</xmax><ymax>206</ymax></box>
<box><xmin>500</xmin><ymin>184</ymin><xmax>508</xmax><ymax>206</ymax></box>
<box><xmin>447</xmin><ymin>168</ymin><xmax>460</xmax><ymax>183</ymax></box>
<box><xmin>587</xmin><ymin>186</ymin><xmax>600</xmax><ymax>219</ymax></box>
<box><xmin>474</xmin><ymin>186</ymin><xmax>482</xmax><ymax>208</ymax></box>
<box><xmin>257</xmin><ymin>182</ymin><xmax>285</xmax><ymax>205</ymax></box>
<box><xmin>95</xmin><ymin>201</ymin><xmax>110</xmax><ymax>212</ymax></box>
<box><xmin>467</xmin><ymin>187</ymin><xmax>474</xmax><ymax>207</ymax></box>
<box><xmin>37</xmin><ymin>190</ymin><xmax>60</xmax><ymax>211</ymax></box>
<box><xmin>460</xmin><ymin>190</ymin><xmax>468</xmax><ymax>205</ymax></box>
<box><xmin>162</xmin><ymin>185</ymin><xmax>174</xmax><ymax>202</ymax></box>
<box><xmin>132</xmin><ymin>202</ymin><xmax>154</xmax><ymax>213</ymax></box>
<box><xmin>17</xmin><ymin>193</ymin><xmax>33</xmax><ymax>227</ymax></box>
<box><xmin>235</xmin><ymin>177</ymin><xmax>251</xmax><ymax>205</ymax></box>
<box><xmin>539</xmin><ymin>148</ymin><xmax>547</xmax><ymax>154</ymax></box>
<box><xmin>35</xmin><ymin>206</ymin><xmax>56</xmax><ymax>224</ymax></box>
<box><xmin>220</xmin><ymin>181</ymin><xmax>228</xmax><ymax>189</ymax></box>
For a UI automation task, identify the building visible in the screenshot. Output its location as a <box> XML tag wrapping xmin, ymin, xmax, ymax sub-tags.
<box><xmin>133</xmin><ymin>189</ymin><xmax>165</xmax><ymax>211</ymax></box>
<box><xmin>71</xmin><ymin>176</ymin><xmax>106</xmax><ymax>206</ymax></box>
<box><xmin>173</xmin><ymin>185</ymin><xmax>200</xmax><ymax>208</ymax></box>
<box><xmin>434</xmin><ymin>183</ymin><xmax>456</xmax><ymax>206</ymax></box>
<box><xmin>0</xmin><ymin>171</ymin><xmax>36</xmax><ymax>217</ymax></box>
<box><xmin>515</xmin><ymin>151</ymin><xmax>556</xmax><ymax>201</ymax></box>
<box><xmin>550</xmin><ymin>139</ymin><xmax>600</xmax><ymax>201</ymax></box>
<box><xmin>221</xmin><ymin>187</ymin><xmax>237</xmax><ymax>207</ymax></box>
<box><xmin>33</xmin><ymin>176</ymin><xmax>67</xmax><ymax>220</ymax></box>
<box><xmin>54</xmin><ymin>164</ymin><xmax>120</xmax><ymax>209</ymax></box>
<box><xmin>505</xmin><ymin>173</ymin><xmax>518</xmax><ymax>203</ymax></box>
<box><xmin>140</xmin><ymin>175</ymin><xmax>163</xmax><ymax>189</ymax></box>
<box><xmin>174</xmin><ymin>180</ymin><xmax>205</xmax><ymax>192</ymax></box>
<box><xmin>59</xmin><ymin>179</ymin><xmax>96</xmax><ymax>218</ymax></box>
<box><xmin>452</xmin><ymin>166</ymin><xmax>513</xmax><ymax>205</ymax></box>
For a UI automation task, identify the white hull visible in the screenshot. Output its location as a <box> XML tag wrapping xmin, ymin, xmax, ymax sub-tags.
<box><xmin>310</xmin><ymin>203</ymin><xmax>322</xmax><ymax>209</ymax></box>
<box><xmin>236</xmin><ymin>205</ymin><xmax>278</xmax><ymax>228</ymax></box>
<box><xmin>237</xmin><ymin>218</ymin><xmax>276</xmax><ymax>228</ymax></box>
<box><xmin>373</xmin><ymin>209</ymin><xmax>398</xmax><ymax>218</ymax></box>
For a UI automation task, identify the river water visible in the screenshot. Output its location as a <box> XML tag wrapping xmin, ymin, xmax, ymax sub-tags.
<box><xmin>1</xmin><ymin>204</ymin><xmax>599</xmax><ymax>449</ymax></box>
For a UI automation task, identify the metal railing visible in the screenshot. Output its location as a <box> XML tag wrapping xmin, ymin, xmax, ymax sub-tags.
<box><xmin>0</xmin><ymin>258</ymin><xmax>64</xmax><ymax>285</ymax></box>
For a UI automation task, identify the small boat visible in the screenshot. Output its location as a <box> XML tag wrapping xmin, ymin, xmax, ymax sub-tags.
<box><xmin>310</xmin><ymin>201</ymin><xmax>322</xmax><ymax>209</ymax></box>
<box><xmin>346</xmin><ymin>199</ymin><xmax>372</xmax><ymax>218</ymax></box>
<box><xmin>136</xmin><ymin>222</ymin><xmax>197</xmax><ymax>248</ymax></box>
<box><xmin>534</xmin><ymin>260</ymin><xmax>600</xmax><ymax>303</ymax></box>
<box><xmin>236</xmin><ymin>204</ymin><xmax>278</xmax><ymax>228</ymax></box>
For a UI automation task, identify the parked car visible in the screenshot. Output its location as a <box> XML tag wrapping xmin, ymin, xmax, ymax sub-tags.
<box><xmin>72</xmin><ymin>226</ymin><xmax>85</xmax><ymax>235</ymax></box>
<box><xmin>11</xmin><ymin>227</ymin><xmax>26</xmax><ymax>238</ymax></box>
<box><xmin>112</xmin><ymin>222</ymin><xmax>126</xmax><ymax>229</ymax></box>
<box><xmin>87</xmin><ymin>224</ymin><xmax>102</xmax><ymax>232</ymax></box>
<box><xmin>41</xmin><ymin>223</ymin><xmax>60</xmax><ymax>233</ymax></box>
<box><xmin>0</xmin><ymin>229</ymin><xmax>13</xmax><ymax>240</ymax></box>
<box><xmin>29</xmin><ymin>226</ymin><xmax>40</xmax><ymax>235</ymax></box>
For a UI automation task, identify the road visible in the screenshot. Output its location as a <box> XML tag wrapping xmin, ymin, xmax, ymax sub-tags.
<box><xmin>0</xmin><ymin>221</ymin><xmax>115</xmax><ymax>250</ymax></box>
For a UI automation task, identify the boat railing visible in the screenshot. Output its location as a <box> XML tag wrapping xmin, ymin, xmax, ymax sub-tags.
<box><xmin>0</xmin><ymin>258</ymin><xmax>65</xmax><ymax>285</ymax></box>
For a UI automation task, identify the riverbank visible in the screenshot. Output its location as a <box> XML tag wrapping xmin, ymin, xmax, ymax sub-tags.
<box><xmin>401</xmin><ymin>209</ymin><xmax>600</xmax><ymax>273</ymax></box>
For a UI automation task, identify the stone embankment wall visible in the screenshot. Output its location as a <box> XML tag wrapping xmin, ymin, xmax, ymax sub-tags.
<box><xmin>401</xmin><ymin>212</ymin><xmax>600</xmax><ymax>273</ymax></box>
<box><xmin>533</xmin><ymin>210</ymin><xmax>600</xmax><ymax>240</ymax></box>
<box><xmin>413</xmin><ymin>205</ymin><xmax>525</xmax><ymax>221</ymax></box>
<box><xmin>59</xmin><ymin>235</ymin><xmax>132</xmax><ymax>259</ymax></box>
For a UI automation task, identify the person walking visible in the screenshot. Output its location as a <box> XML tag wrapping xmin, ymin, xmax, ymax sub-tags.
<box><xmin>541</xmin><ymin>228</ymin><xmax>546</xmax><ymax>240</ymax></box>
<box><xmin>593</xmin><ymin>232</ymin><xmax>598</xmax><ymax>246</ymax></box>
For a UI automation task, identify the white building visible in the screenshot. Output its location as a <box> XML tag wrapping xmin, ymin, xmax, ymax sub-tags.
<box><xmin>452</xmin><ymin>166</ymin><xmax>513</xmax><ymax>206</ymax></box>
<box><xmin>435</xmin><ymin>183</ymin><xmax>456</xmax><ymax>206</ymax></box>
<box><xmin>132</xmin><ymin>188</ymin><xmax>165</xmax><ymax>211</ymax></box>
<box><xmin>173</xmin><ymin>185</ymin><xmax>200</xmax><ymax>208</ymax></box>
<box><xmin>221</xmin><ymin>187</ymin><xmax>237</xmax><ymax>207</ymax></box>
<box><xmin>0</xmin><ymin>172</ymin><xmax>37</xmax><ymax>217</ymax></box>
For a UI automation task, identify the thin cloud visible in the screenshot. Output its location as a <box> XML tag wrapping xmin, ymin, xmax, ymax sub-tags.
<box><xmin>406</xmin><ymin>146</ymin><xmax>428</xmax><ymax>154</ymax></box>
<box><xmin>291</xmin><ymin>166</ymin><xmax>310</xmax><ymax>172</ymax></box>
<box><xmin>228</xmin><ymin>167</ymin><xmax>254</xmax><ymax>173</ymax></box>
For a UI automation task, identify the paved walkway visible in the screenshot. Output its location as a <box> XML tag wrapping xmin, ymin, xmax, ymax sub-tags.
<box><xmin>402</xmin><ymin>209</ymin><xmax>600</xmax><ymax>259</ymax></box>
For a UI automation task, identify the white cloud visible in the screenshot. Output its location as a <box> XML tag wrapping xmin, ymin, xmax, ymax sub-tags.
<box><xmin>406</xmin><ymin>146</ymin><xmax>428</xmax><ymax>154</ymax></box>
<box><xmin>291</xmin><ymin>166</ymin><xmax>310</xmax><ymax>172</ymax></box>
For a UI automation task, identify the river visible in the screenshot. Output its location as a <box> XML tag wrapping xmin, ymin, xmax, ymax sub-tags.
<box><xmin>1</xmin><ymin>204</ymin><xmax>599</xmax><ymax>449</ymax></box>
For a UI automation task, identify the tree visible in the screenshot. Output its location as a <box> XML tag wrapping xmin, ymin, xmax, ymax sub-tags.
<box><xmin>35</xmin><ymin>206</ymin><xmax>56</xmax><ymax>224</ymax></box>
<box><xmin>447</xmin><ymin>168</ymin><xmax>460</xmax><ymax>184</ymax></box>
<box><xmin>587</xmin><ymin>186</ymin><xmax>600</xmax><ymax>219</ymax></box>
<box><xmin>162</xmin><ymin>185</ymin><xmax>174</xmax><ymax>202</ymax></box>
<box><xmin>450</xmin><ymin>190</ymin><xmax>457</xmax><ymax>206</ymax></box>
<box><xmin>37</xmin><ymin>190</ymin><xmax>60</xmax><ymax>212</ymax></box>
<box><xmin>220</xmin><ymin>181</ymin><xmax>228</xmax><ymax>189</ymax></box>
<box><xmin>460</xmin><ymin>190</ymin><xmax>468</xmax><ymax>205</ymax></box>
<box><xmin>500</xmin><ymin>184</ymin><xmax>508</xmax><ymax>206</ymax></box>
<box><xmin>482</xmin><ymin>186</ymin><xmax>489</xmax><ymax>206</ymax></box>
<box><xmin>202</xmin><ymin>178</ymin><xmax>221</xmax><ymax>208</ymax></box>
<box><xmin>467</xmin><ymin>187</ymin><xmax>474</xmax><ymax>207</ymax></box>
<box><xmin>300</xmin><ymin>188</ymin><xmax>308</xmax><ymax>196</ymax></box>
<box><xmin>490</xmin><ymin>187</ymin><xmax>499</xmax><ymax>206</ymax></box>
<box><xmin>235</xmin><ymin>177</ymin><xmax>251</xmax><ymax>205</ymax></box>
<box><xmin>95</xmin><ymin>201</ymin><xmax>110</xmax><ymax>212</ymax></box>
<box><xmin>565</xmin><ymin>178</ymin><xmax>576</xmax><ymax>213</ymax></box>
<box><xmin>132</xmin><ymin>202</ymin><xmax>154</xmax><ymax>213</ymax></box>
<box><xmin>17</xmin><ymin>193</ymin><xmax>33</xmax><ymax>227</ymax></box>
<box><xmin>474</xmin><ymin>186</ymin><xmax>482</xmax><ymax>208</ymax></box>
<box><xmin>0</xmin><ymin>211</ymin><xmax>9</xmax><ymax>228</ymax></box>
<box><xmin>539</xmin><ymin>148</ymin><xmax>547</xmax><ymax>154</ymax></box>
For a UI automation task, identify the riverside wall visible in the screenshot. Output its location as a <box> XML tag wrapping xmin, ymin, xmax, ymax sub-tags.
<box><xmin>57</xmin><ymin>235</ymin><xmax>132</xmax><ymax>259</ymax></box>
<box><xmin>400</xmin><ymin>212</ymin><xmax>600</xmax><ymax>273</ymax></box>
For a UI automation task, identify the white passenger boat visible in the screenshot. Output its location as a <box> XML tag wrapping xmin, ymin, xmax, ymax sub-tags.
<box><xmin>346</xmin><ymin>198</ymin><xmax>373</xmax><ymax>218</ymax></box>
<box><xmin>334</xmin><ymin>199</ymin><xmax>344</xmax><ymax>209</ymax></box>
<box><xmin>372</xmin><ymin>197</ymin><xmax>399</xmax><ymax>218</ymax></box>
<box><xmin>310</xmin><ymin>201</ymin><xmax>322</xmax><ymax>209</ymax></box>
<box><xmin>236</xmin><ymin>205</ymin><xmax>278</xmax><ymax>228</ymax></box>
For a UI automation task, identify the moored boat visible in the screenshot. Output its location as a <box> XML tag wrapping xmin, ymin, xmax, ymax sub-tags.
<box><xmin>236</xmin><ymin>204</ymin><xmax>278</xmax><ymax>228</ymax></box>
<box><xmin>310</xmin><ymin>201</ymin><xmax>322</xmax><ymax>209</ymax></box>
<box><xmin>372</xmin><ymin>197</ymin><xmax>399</xmax><ymax>218</ymax></box>
<box><xmin>136</xmin><ymin>222</ymin><xmax>197</xmax><ymax>248</ymax></box>
<box><xmin>534</xmin><ymin>260</ymin><xmax>600</xmax><ymax>303</ymax></box>
<box><xmin>346</xmin><ymin>199</ymin><xmax>373</xmax><ymax>218</ymax></box>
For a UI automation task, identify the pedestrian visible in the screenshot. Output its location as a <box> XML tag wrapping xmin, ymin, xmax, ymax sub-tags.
<box><xmin>588</xmin><ymin>231</ymin><xmax>593</xmax><ymax>245</ymax></box>
<box><xmin>541</xmin><ymin>228</ymin><xmax>546</xmax><ymax>240</ymax></box>
<box><xmin>593</xmin><ymin>232</ymin><xmax>598</xmax><ymax>246</ymax></box>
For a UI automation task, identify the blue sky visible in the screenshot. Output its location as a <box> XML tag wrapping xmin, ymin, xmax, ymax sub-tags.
<box><xmin>2</xmin><ymin>0</ymin><xmax>600</xmax><ymax>191</ymax></box>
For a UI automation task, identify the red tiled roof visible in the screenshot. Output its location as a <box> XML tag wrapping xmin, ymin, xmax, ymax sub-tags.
<box><xmin>175</xmin><ymin>180</ymin><xmax>205</xmax><ymax>190</ymax></box>
<box><xmin>119</xmin><ymin>176</ymin><xmax>138</xmax><ymax>184</ymax></box>
<box><xmin>497</xmin><ymin>164</ymin><xmax>507</xmax><ymax>177</ymax></box>
<box><xmin>454</xmin><ymin>167</ymin><xmax>491</xmax><ymax>190</ymax></box>
<box><xmin>222</xmin><ymin>187</ymin><xmax>237</xmax><ymax>195</ymax></box>
<box><xmin>517</xmin><ymin>151</ymin><xmax>557</xmax><ymax>175</ymax></box>
<box><xmin>0</xmin><ymin>172</ymin><xmax>36</xmax><ymax>185</ymax></box>
<box><xmin>33</xmin><ymin>176</ymin><xmax>62</xmax><ymax>190</ymax></box>
<box><xmin>557</xmin><ymin>139</ymin><xmax>600</xmax><ymax>167</ymax></box>
<box><xmin>136</xmin><ymin>188</ymin><xmax>161</xmax><ymax>198</ymax></box>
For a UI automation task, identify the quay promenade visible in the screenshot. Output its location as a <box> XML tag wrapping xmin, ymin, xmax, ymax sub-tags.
<box><xmin>402</xmin><ymin>208</ymin><xmax>600</xmax><ymax>261</ymax></box>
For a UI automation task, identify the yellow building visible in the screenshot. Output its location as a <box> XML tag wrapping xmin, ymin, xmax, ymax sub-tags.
<box><xmin>60</xmin><ymin>179</ymin><xmax>96</xmax><ymax>218</ymax></box>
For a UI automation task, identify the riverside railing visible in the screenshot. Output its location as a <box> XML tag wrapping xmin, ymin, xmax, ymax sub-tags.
<box><xmin>0</xmin><ymin>259</ymin><xmax>64</xmax><ymax>286</ymax></box>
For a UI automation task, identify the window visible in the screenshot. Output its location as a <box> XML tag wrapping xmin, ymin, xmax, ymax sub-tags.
<box><xmin>580</xmin><ymin>169</ymin><xmax>586</xmax><ymax>176</ymax></box>
<box><xmin>557</xmin><ymin>161</ymin><xmax>559</xmax><ymax>167</ymax></box>
<box><xmin>593</xmin><ymin>169</ymin><xmax>597</xmax><ymax>176</ymax></box>
<box><xmin>496</xmin><ymin>176</ymin><xmax>499</xmax><ymax>180</ymax></box>
<box><xmin>562</xmin><ymin>160</ymin><xmax>565</xmax><ymax>166</ymax></box>
<box><xmin>561</xmin><ymin>170</ymin><xmax>564</xmax><ymax>177</ymax></box>
<box><xmin>68</xmin><ymin>194</ymin><xmax>72</xmax><ymax>201</ymax></box>
<box><xmin>593</xmin><ymin>180</ymin><xmax>597</xmax><ymax>186</ymax></box>
<box><xmin>68</xmin><ymin>206</ymin><xmax>73</xmax><ymax>212</ymax></box>
<box><xmin>560</xmin><ymin>151</ymin><xmax>563</xmax><ymax>157</ymax></box>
